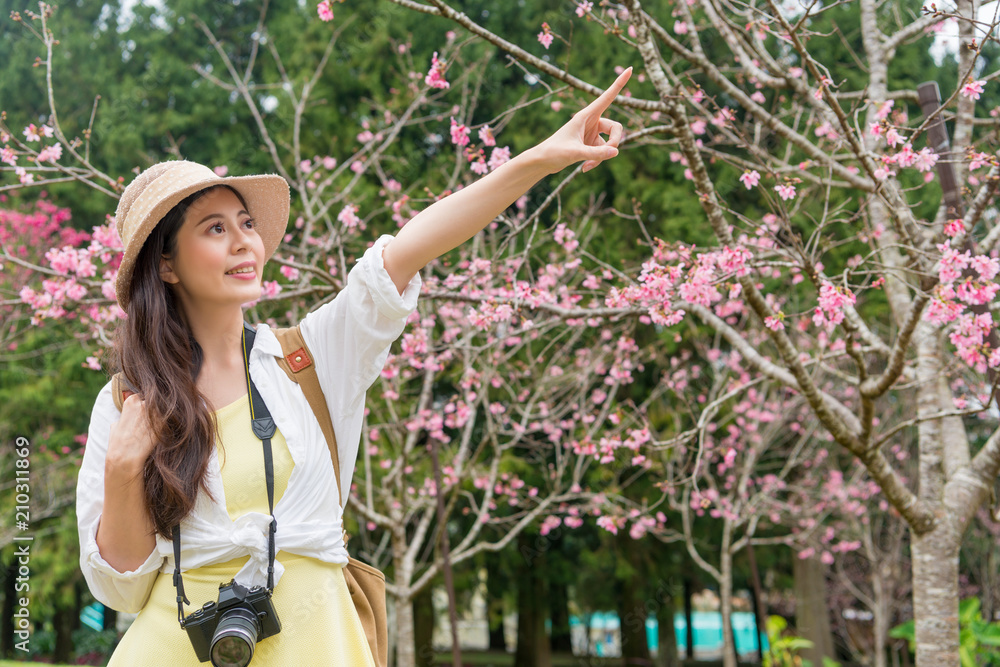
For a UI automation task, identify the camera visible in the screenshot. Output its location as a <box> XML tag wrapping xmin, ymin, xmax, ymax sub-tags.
<box><xmin>182</xmin><ymin>579</ymin><xmax>281</xmax><ymax>667</ymax></box>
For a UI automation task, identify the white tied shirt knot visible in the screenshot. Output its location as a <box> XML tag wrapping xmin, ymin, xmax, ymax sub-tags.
<box><xmin>226</xmin><ymin>513</ymin><xmax>286</xmax><ymax>589</ymax></box>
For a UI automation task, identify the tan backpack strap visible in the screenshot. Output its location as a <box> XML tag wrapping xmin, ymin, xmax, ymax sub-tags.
<box><xmin>110</xmin><ymin>372</ymin><xmax>135</xmax><ymax>412</ymax></box>
<box><xmin>272</xmin><ymin>325</ymin><xmax>344</xmax><ymax>508</ymax></box>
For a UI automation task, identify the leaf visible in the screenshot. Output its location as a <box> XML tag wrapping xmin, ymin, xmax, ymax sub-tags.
<box><xmin>781</xmin><ymin>638</ymin><xmax>815</xmax><ymax>651</ymax></box>
<box><xmin>960</xmin><ymin>597</ymin><xmax>981</xmax><ymax>625</ymax></box>
<box><xmin>767</xmin><ymin>615</ymin><xmax>789</xmax><ymax>638</ymax></box>
<box><xmin>890</xmin><ymin>619</ymin><xmax>915</xmax><ymax>642</ymax></box>
<box><xmin>974</xmin><ymin>623</ymin><xmax>1000</xmax><ymax>647</ymax></box>
<box><xmin>959</xmin><ymin>645</ymin><xmax>976</xmax><ymax>667</ymax></box>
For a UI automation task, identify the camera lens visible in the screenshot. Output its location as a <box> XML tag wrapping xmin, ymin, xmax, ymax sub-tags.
<box><xmin>210</xmin><ymin>607</ymin><xmax>260</xmax><ymax>667</ymax></box>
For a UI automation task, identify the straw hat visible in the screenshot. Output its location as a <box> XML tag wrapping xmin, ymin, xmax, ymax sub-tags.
<box><xmin>113</xmin><ymin>160</ymin><xmax>290</xmax><ymax>310</ymax></box>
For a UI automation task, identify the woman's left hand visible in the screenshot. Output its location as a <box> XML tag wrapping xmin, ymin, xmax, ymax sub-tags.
<box><xmin>536</xmin><ymin>67</ymin><xmax>632</xmax><ymax>175</ymax></box>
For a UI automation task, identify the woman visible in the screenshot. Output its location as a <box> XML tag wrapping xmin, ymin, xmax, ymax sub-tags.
<box><xmin>76</xmin><ymin>68</ymin><xmax>630</xmax><ymax>666</ymax></box>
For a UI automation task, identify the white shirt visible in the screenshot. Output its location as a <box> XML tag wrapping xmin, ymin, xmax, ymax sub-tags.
<box><xmin>76</xmin><ymin>234</ymin><xmax>421</xmax><ymax>614</ymax></box>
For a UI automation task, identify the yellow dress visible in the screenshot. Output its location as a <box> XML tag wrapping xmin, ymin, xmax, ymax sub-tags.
<box><xmin>108</xmin><ymin>393</ymin><xmax>376</xmax><ymax>667</ymax></box>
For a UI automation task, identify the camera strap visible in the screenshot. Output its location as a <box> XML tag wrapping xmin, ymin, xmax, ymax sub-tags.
<box><xmin>172</xmin><ymin>322</ymin><xmax>279</xmax><ymax>626</ymax></box>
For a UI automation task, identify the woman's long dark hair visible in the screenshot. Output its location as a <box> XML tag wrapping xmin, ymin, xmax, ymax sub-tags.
<box><xmin>109</xmin><ymin>184</ymin><xmax>251</xmax><ymax>539</ymax></box>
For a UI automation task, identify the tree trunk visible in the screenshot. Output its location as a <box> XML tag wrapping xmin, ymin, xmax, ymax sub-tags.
<box><xmin>515</xmin><ymin>534</ymin><xmax>552</xmax><ymax>667</ymax></box>
<box><xmin>414</xmin><ymin>586</ymin><xmax>435</xmax><ymax>667</ymax></box>
<box><xmin>872</xmin><ymin>560</ymin><xmax>889</xmax><ymax>667</ymax></box>
<box><xmin>719</xmin><ymin>546</ymin><xmax>737</xmax><ymax>667</ymax></box>
<box><xmin>911</xmin><ymin>529</ymin><xmax>961</xmax><ymax>666</ymax></box>
<box><xmin>618</xmin><ymin>569</ymin><xmax>652</xmax><ymax>665</ymax></box>
<box><xmin>793</xmin><ymin>554</ymin><xmax>835</xmax><ymax>666</ymax></box>
<box><xmin>103</xmin><ymin>605</ymin><xmax>118</xmax><ymax>632</ymax></box>
<box><xmin>550</xmin><ymin>579</ymin><xmax>573</xmax><ymax>654</ymax></box>
<box><xmin>683</xmin><ymin>575</ymin><xmax>694</xmax><ymax>660</ymax></box>
<box><xmin>396</xmin><ymin>592</ymin><xmax>416</xmax><ymax>667</ymax></box>
<box><xmin>52</xmin><ymin>602</ymin><xmax>76</xmax><ymax>664</ymax></box>
<box><xmin>656</xmin><ymin>595</ymin><xmax>679</xmax><ymax>667</ymax></box>
<box><xmin>1</xmin><ymin>559</ymin><xmax>14</xmax><ymax>658</ymax></box>
<box><xmin>484</xmin><ymin>552</ymin><xmax>507</xmax><ymax>652</ymax></box>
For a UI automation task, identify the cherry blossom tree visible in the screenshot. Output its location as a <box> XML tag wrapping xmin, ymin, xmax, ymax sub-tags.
<box><xmin>367</xmin><ymin>1</ymin><xmax>1000</xmax><ymax>665</ymax></box>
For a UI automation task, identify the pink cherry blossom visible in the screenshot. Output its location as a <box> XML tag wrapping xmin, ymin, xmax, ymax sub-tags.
<box><xmin>575</xmin><ymin>1</ymin><xmax>593</xmax><ymax>17</ymax></box>
<box><xmin>764</xmin><ymin>315</ymin><xmax>784</xmax><ymax>331</ymax></box>
<box><xmin>812</xmin><ymin>282</ymin><xmax>856</xmax><ymax>329</ymax></box>
<box><xmin>261</xmin><ymin>280</ymin><xmax>282</xmax><ymax>298</ymax></box>
<box><xmin>449</xmin><ymin>118</ymin><xmax>470</xmax><ymax>146</ymax></box>
<box><xmin>938</xmin><ymin>243</ymin><xmax>971</xmax><ymax>284</ymax></box>
<box><xmin>913</xmin><ymin>147</ymin><xmax>939</xmax><ymax>173</ymax></box>
<box><xmin>961</xmin><ymin>79</ymin><xmax>986</xmax><ymax>100</ymax></box>
<box><xmin>885</xmin><ymin>128</ymin><xmax>905</xmax><ymax>147</ymax></box>
<box><xmin>425</xmin><ymin>52</ymin><xmax>450</xmax><ymax>90</ymax></box>
<box><xmin>970</xmin><ymin>152</ymin><xmax>991</xmax><ymax>170</ymax></box>
<box><xmin>943</xmin><ymin>220</ymin><xmax>965</xmax><ymax>238</ymax></box>
<box><xmin>596</xmin><ymin>515</ymin><xmax>623</xmax><ymax>534</ymax></box>
<box><xmin>894</xmin><ymin>144</ymin><xmax>917</xmax><ymax>168</ymax></box>
<box><xmin>875</xmin><ymin>100</ymin><xmax>894</xmax><ymax>120</ymax></box>
<box><xmin>478</xmin><ymin>125</ymin><xmax>496</xmax><ymax>147</ymax></box>
<box><xmin>925</xmin><ymin>297</ymin><xmax>964</xmax><ymax>325</ymax></box>
<box><xmin>739</xmin><ymin>170</ymin><xmax>760</xmax><ymax>189</ymax></box>
<box><xmin>970</xmin><ymin>255</ymin><xmax>1000</xmax><ymax>281</ymax></box>
<box><xmin>316</xmin><ymin>0</ymin><xmax>334</xmax><ymax>22</ymax></box>
<box><xmin>774</xmin><ymin>184</ymin><xmax>796</xmax><ymax>201</ymax></box>
<box><xmin>36</xmin><ymin>144</ymin><xmax>62</xmax><ymax>163</ymax></box>
<box><xmin>538</xmin><ymin>23</ymin><xmax>554</xmax><ymax>49</ymax></box>
<box><xmin>337</xmin><ymin>204</ymin><xmax>362</xmax><ymax>229</ymax></box>
<box><xmin>15</xmin><ymin>167</ymin><xmax>34</xmax><ymax>185</ymax></box>
<box><xmin>487</xmin><ymin>146</ymin><xmax>511</xmax><ymax>171</ymax></box>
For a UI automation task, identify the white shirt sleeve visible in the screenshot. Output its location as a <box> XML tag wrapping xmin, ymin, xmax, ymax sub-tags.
<box><xmin>298</xmin><ymin>234</ymin><xmax>422</xmax><ymax>492</ymax></box>
<box><xmin>76</xmin><ymin>381</ymin><xmax>165</xmax><ymax>614</ymax></box>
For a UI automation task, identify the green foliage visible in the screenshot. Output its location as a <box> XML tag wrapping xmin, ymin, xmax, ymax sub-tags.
<box><xmin>763</xmin><ymin>615</ymin><xmax>842</xmax><ymax>667</ymax></box>
<box><xmin>890</xmin><ymin>597</ymin><xmax>1000</xmax><ymax>667</ymax></box>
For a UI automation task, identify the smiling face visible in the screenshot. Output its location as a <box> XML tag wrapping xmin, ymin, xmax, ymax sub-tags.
<box><xmin>158</xmin><ymin>186</ymin><xmax>264</xmax><ymax>315</ymax></box>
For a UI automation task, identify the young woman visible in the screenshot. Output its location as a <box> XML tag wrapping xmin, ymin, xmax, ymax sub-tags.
<box><xmin>76</xmin><ymin>68</ymin><xmax>630</xmax><ymax>666</ymax></box>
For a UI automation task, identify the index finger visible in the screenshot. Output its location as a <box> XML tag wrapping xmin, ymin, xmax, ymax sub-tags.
<box><xmin>585</xmin><ymin>67</ymin><xmax>633</xmax><ymax>115</ymax></box>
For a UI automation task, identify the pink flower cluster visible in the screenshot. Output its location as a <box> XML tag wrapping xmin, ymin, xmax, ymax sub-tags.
<box><xmin>316</xmin><ymin>0</ymin><xmax>334</xmax><ymax>22</ymax></box>
<box><xmin>8</xmin><ymin>198</ymin><xmax>133</xmax><ymax>329</ymax></box>
<box><xmin>337</xmin><ymin>204</ymin><xmax>363</xmax><ymax>230</ymax></box>
<box><xmin>925</xmin><ymin>239</ymin><xmax>1000</xmax><ymax>371</ymax></box>
<box><xmin>425</xmin><ymin>52</ymin><xmax>450</xmax><ymax>90</ymax></box>
<box><xmin>607</xmin><ymin>242</ymin><xmax>755</xmax><ymax>327</ymax></box>
<box><xmin>449</xmin><ymin>118</ymin><xmax>470</xmax><ymax>146</ymax></box>
<box><xmin>961</xmin><ymin>79</ymin><xmax>986</xmax><ymax>100</ymax></box>
<box><xmin>453</xmin><ymin>122</ymin><xmax>510</xmax><ymax>175</ymax></box>
<box><xmin>538</xmin><ymin>22</ymin><xmax>554</xmax><ymax>49</ymax></box>
<box><xmin>811</xmin><ymin>281</ymin><xmax>856</xmax><ymax>330</ymax></box>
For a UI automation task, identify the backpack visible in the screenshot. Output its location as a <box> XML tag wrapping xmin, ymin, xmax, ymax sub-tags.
<box><xmin>110</xmin><ymin>324</ymin><xmax>388</xmax><ymax>667</ymax></box>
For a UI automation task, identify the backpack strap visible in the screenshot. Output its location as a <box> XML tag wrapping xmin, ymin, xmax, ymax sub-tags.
<box><xmin>110</xmin><ymin>372</ymin><xmax>136</xmax><ymax>412</ymax></box>
<box><xmin>271</xmin><ymin>325</ymin><xmax>344</xmax><ymax>509</ymax></box>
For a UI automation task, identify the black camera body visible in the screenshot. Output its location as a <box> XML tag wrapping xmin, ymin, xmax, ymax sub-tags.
<box><xmin>182</xmin><ymin>579</ymin><xmax>281</xmax><ymax>665</ymax></box>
